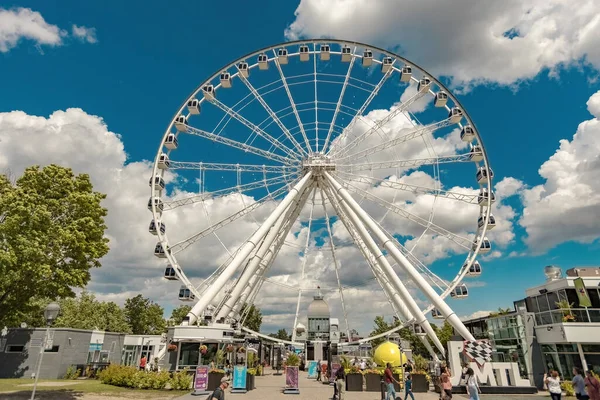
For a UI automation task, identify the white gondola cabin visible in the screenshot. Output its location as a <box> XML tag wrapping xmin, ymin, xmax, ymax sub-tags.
<box><xmin>299</xmin><ymin>44</ymin><xmax>310</xmax><ymax>61</ymax></box>
<box><xmin>258</xmin><ymin>54</ymin><xmax>268</xmax><ymax>70</ymax></box>
<box><xmin>450</xmin><ymin>284</ymin><xmax>469</xmax><ymax>299</ymax></box>
<box><xmin>478</xmin><ymin>214</ymin><xmax>496</xmax><ymax>230</ymax></box>
<box><xmin>154</xmin><ymin>242</ymin><xmax>169</xmax><ymax>258</ymax></box>
<box><xmin>320</xmin><ymin>44</ymin><xmax>330</xmax><ymax>60</ymax></box>
<box><xmin>362</xmin><ymin>49</ymin><xmax>373</xmax><ymax>67</ymax></box>
<box><xmin>341</xmin><ymin>45</ymin><xmax>352</xmax><ymax>62</ymax></box>
<box><xmin>238</xmin><ymin>61</ymin><xmax>249</xmax><ymax>78</ymax></box>
<box><xmin>220</xmin><ymin>72</ymin><xmax>232</xmax><ymax>88</ymax></box>
<box><xmin>147</xmin><ymin>197</ymin><xmax>163</xmax><ymax>212</ymax></box>
<box><xmin>470</xmin><ymin>145</ymin><xmax>483</xmax><ymax>162</ymax></box>
<box><xmin>164</xmin><ymin>265</ymin><xmax>177</xmax><ymax>280</ymax></box>
<box><xmin>400</xmin><ymin>65</ymin><xmax>412</xmax><ymax>82</ymax></box>
<box><xmin>149</xmin><ymin>176</ymin><xmax>165</xmax><ymax>191</ymax></box>
<box><xmin>186</xmin><ymin>98</ymin><xmax>200</xmax><ymax>115</ymax></box>
<box><xmin>466</xmin><ymin>261</ymin><xmax>482</xmax><ymax>277</ymax></box>
<box><xmin>158</xmin><ymin>153</ymin><xmax>170</xmax><ymax>169</ymax></box>
<box><xmin>448</xmin><ymin>107</ymin><xmax>463</xmax><ymax>123</ymax></box>
<box><xmin>461</xmin><ymin>125</ymin><xmax>475</xmax><ymax>142</ymax></box>
<box><xmin>431</xmin><ymin>309</ymin><xmax>444</xmax><ymax>319</ymax></box>
<box><xmin>418</xmin><ymin>77</ymin><xmax>431</xmax><ymax>93</ymax></box>
<box><xmin>179</xmin><ymin>286</ymin><xmax>195</xmax><ymax>301</ymax></box>
<box><xmin>381</xmin><ymin>57</ymin><xmax>393</xmax><ymax>73</ymax></box>
<box><xmin>434</xmin><ymin>91</ymin><xmax>448</xmax><ymax>107</ymax></box>
<box><xmin>472</xmin><ymin>236</ymin><xmax>492</xmax><ymax>254</ymax></box>
<box><xmin>149</xmin><ymin>219</ymin><xmax>165</xmax><ymax>235</ymax></box>
<box><xmin>476</xmin><ymin>167</ymin><xmax>494</xmax><ymax>184</ymax></box>
<box><xmin>277</xmin><ymin>48</ymin><xmax>289</xmax><ymax>64</ymax></box>
<box><xmin>478</xmin><ymin>188</ymin><xmax>495</xmax><ymax>206</ymax></box>
<box><xmin>164</xmin><ymin>133</ymin><xmax>178</xmax><ymax>150</ymax></box>
<box><xmin>202</xmin><ymin>84</ymin><xmax>215</xmax><ymax>100</ymax></box>
<box><xmin>174</xmin><ymin>115</ymin><xmax>188</xmax><ymax>132</ymax></box>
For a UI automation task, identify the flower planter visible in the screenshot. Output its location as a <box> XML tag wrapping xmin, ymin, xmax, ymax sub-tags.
<box><xmin>346</xmin><ymin>373</ymin><xmax>363</xmax><ymax>391</ymax></box>
<box><xmin>208</xmin><ymin>372</ymin><xmax>224</xmax><ymax>390</ymax></box>
<box><xmin>411</xmin><ymin>373</ymin><xmax>429</xmax><ymax>393</ymax></box>
<box><xmin>246</xmin><ymin>373</ymin><xmax>255</xmax><ymax>390</ymax></box>
<box><xmin>365</xmin><ymin>373</ymin><xmax>382</xmax><ymax>392</ymax></box>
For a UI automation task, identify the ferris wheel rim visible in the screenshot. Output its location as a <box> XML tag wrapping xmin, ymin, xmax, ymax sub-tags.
<box><xmin>149</xmin><ymin>38</ymin><xmax>494</xmax><ymax>340</ymax></box>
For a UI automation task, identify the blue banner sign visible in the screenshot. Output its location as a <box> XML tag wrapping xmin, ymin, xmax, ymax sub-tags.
<box><xmin>232</xmin><ymin>365</ymin><xmax>247</xmax><ymax>393</ymax></box>
<box><xmin>307</xmin><ymin>361</ymin><xmax>318</xmax><ymax>379</ymax></box>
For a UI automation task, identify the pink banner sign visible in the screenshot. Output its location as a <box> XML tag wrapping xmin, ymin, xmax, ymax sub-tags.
<box><xmin>286</xmin><ymin>366</ymin><xmax>299</xmax><ymax>389</ymax></box>
<box><xmin>194</xmin><ymin>365</ymin><xmax>209</xmax><ymax>391</ymax></box>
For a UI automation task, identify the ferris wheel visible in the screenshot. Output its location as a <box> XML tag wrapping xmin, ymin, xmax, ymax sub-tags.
<box><xmin>149</xmin><ymin>40</ymin><xmax>494</xmax><ymax>354</ymax></box>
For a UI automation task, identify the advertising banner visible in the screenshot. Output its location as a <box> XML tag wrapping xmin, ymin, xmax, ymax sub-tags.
<box><xmin>232</xmin><ymin>365</ymin><xmax>247</xmax><ymax>393</ymax></box>
<box><xmin>193</xmin><ymin>365</ymin><xmax>209</xmax><ymax>395</ymax></box>
<box><xmin>307</xmin><ymin>361</ymin><xmax>318</xmax><ymax>379</ymax></box>
<box><xmin>574</xmin><ymin>277</ymin><xmax>592</xmax><ymax>307</ymax></box>
<box><xmin>284</xmin><ymin>366</ymin><xmax>300</xmax><ymax>394</ymax></box>
<box><xmin>330</xmin><ymin>363</ymin><xmax>341</xmax><ymax>384</ymax></box>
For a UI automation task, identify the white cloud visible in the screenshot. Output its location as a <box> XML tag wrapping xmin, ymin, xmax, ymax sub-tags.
<box><xmin>0</xmin><ymin>7</ymin><xmax>96</xmax><ymax>53</ymax></box>
<box><xmin>520</xmin><ymin>89</ymin><xmax>600</xmax><ymax>251</ymax></box>
<box><xmin>285</xmin><ymin>0</ymin><xmax>600</xmax><ymax>87</ymax></box>
<box><xmin>495</xmin><ymin>177</ymin><xmax>525</xmax><ymax>199</ymax></box>
<box><xmin>461</xmin><ymin>310</ymin><xmax>492</xmax><ymax>321</ymax></box>
<box><xmin>72</xmin><ymin>25</ymin><xmax>97</xmax><ymax>44</ymax></box>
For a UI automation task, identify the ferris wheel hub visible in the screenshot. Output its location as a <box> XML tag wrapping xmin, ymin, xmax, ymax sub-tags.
<box><xmin>302</xmin><ymin>153</ymin><xmax>336</xmax><ymax>175</ymax></box>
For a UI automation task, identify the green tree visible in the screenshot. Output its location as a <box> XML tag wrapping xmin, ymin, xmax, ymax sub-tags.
<box><xmin>369</xmin><ymin>315</ymin><xmax>401</xmax><ymax>347</ymax></box>
<box><xmin>168</xmin><ymin>305</ymin><xmax>192</xmax><ymax>326</ymax></box>
<box><xmin>369</xmin><ymin>316</ymin><xmax>431</xmax><ymax>357</ymax></box>
<box><xmin>270</xmin><ymin>328</ymin><xmax>291</xmax><ymax>341</ymax></box>
<box><xmin>240</xmin><ymin>303</ymin><xmax>262</xmax><ymax>332</ymax></box>
<box><xmin>0</xmin><ymin>165</ymin><xmax>109</xmax><ymax>327</ymax></box>
<box><xmin>124</xmin><ymin>294</ymin><xmax>166</xmax><ymax>334</ymax></box>
<box><xmin>431</xmin><ymin>321</ymin><xmax>455</xmax><ymax>348</ymax></box>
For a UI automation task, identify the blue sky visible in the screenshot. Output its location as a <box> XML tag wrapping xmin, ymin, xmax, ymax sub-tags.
<box><xmin>2</xmin><ymin>0</ymin><xmax>600</xmax><ymax>333</ymax></box>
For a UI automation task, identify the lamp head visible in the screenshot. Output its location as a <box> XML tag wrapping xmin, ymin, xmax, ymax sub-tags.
<box><xmin>44</xmin><ymin>302</ymin><xmax>61</xmax><ymax>325</ymax></box>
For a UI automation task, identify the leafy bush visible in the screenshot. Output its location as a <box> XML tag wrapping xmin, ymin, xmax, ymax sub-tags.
<box><xmin>256</xmin><ymin>364</ymin><xmax>263</xmax><ymax>376</ymax></box>
<box><xmin>247</xmin><ymin>368</ymin><xmax>257</xmax><ymax>376</ymax></box>
<box><xmin>286</xmin><ymin>353</ymin><xmax>300</xmax><ymax>367</ymax></box>
<box><xmin>63</xmin><ymin>366</ymin><xmax>81</xmax><ymax>380</ymax></box>
<box><xmin>561</xmin><ymin>381</ymin><xmax>575</xmax><ymax>397</ymax></box>
<box><xmin>98</xmin><ymin>364</ymin><xmax>191</xmax><ymax>390</ymax></box>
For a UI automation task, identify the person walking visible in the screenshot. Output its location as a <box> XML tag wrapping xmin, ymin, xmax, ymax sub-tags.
<box><xmin>585</xmin><ymin>370</ymin><xmax>600</xmax><ymax>400</ymax></box>
<box><xmin>316</xmin><ymin>360</ymin><xmax>322</xmax><ymax>382</ymax></box>
<box><xmin>404</xmin><ymin>371</ymin><xmax>415</xmax><ymax>400</ymax></box>
<box><xmin>465</xmin><ymin>368</ymin><xmax>481</xmax><ymax>400</ymax></box>
<box><xmin>440</xmin><ymin>366</ymin><xmax>453</xmax><ymax>400</ymax></box>
<box><xmin>573</xmin><ymin>368</ymin><xmax>590</xmax><ymax>400</ymax></box>
<box><xmin>385</xmin><ymin>362</ymin><xmax>400</xmax><ymax>400</ymax></box>
<box><xmin>207</xmin><ymin>377</ymin><xmax>229</xmax><ymax>400</ymax></box>
<box><xmin>335</xmin><ymin>366</ymin><xmax>346</xmax><ymax>400</ymax></box>
<box><xmin>545</xmin><ymin>370</ymin><xmax>562</xmax><ymax>400</ymax></box>
<box><xmin>139</xmin><ymin>355</ymin><xmax>147</xmax><ymax>371</ymax></box>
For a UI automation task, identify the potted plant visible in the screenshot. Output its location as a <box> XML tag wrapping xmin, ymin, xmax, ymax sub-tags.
<box><xmin>556</xmin><ymin>300</ymin><xmax>576</xmax><ymax>322</ymax></box>
<box><xmin>208</xmin><ymin>368</ymin><xmax>225</xmax><ymax>390</ymax></box>
<box><xmin>167</xmin><ymin>343</ymin><xmax>178</xmax><ymax>352</ymax></box>
<box><xmin>346</xmin><ymin>365</ymin><xmax>364</xmax><ymax>392</ymax></box>
<box><xmin>410</xmin><ymin>355</ymin><xmax>430</xmax><ymax>393</ymax></box>
<box><xmin>226</xmin><ymin>344</ymin><xmax>234</xmax><ymax>353</ymax></box>
<box><xmin>247</xmin><ymin>368</ymin><xmax>256</xmax><ymax>390</ymax></box>
<box><xmin>365</xmin><ymin>368</ymin><xmax>384</xmax><ymax>392</ymax></box>
<box><xmin>200</xmin><ymin>344</ymin><xmax>208</xmax><ymax>355</ymax></box>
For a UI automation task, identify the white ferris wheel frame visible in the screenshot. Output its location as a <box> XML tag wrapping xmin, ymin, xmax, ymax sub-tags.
<box><xmin>149</xmin><ymin>39</ymin><xmax>493</xmax><ymax>348</ymax></box>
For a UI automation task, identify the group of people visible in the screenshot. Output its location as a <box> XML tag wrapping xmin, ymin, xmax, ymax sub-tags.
<box><xmin>545</xmin><ymin>367</ymin><xmax>600</xmax><ymax>400</ymax></box>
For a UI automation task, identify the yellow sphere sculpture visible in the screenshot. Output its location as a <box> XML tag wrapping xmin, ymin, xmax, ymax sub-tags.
<box><xmin>373</xmin><ymin>341</ymin><xmax>407</xmax><ymax>367</ymax></box>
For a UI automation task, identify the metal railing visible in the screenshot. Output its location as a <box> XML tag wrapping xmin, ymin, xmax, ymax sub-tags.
<box><xmin>534</xmin><ymin>308</ymin><xmax>600</xmax><ymax>326</ymax></box>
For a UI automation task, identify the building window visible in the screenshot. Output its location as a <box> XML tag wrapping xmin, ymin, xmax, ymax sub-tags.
<box><xmin>44</xmin><ymin>345</ymin><xmax>60</xmax><ymax>352</ymax></box>
<box><xmin>6</xmin><ymin>345</ymin><xmax>25</xmax><ymax>353</ymax></box>
<box><xmin>178</xmin><ymin>342</ymin><xmax>200</xmax><ymax>368</ymax></box>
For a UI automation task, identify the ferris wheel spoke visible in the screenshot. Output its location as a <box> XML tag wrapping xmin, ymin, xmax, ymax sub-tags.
<box><xmin>328</xmin><ymin>88</ymin><xmax>429</xmax><ymax>158</ymax></box>
<box><xmin>163</xmin><ymin>174</ymin><xmax>293</xmax><ymax>210</ymax></box>
<box><xmin>168</xmin><ymin>161</ymin><xmax>299</xmax><ymax>174</ymax></box>
<box><xmin>338</xmin><ymin>179</ymin><xmax>472</xmax><ymax>250</ymax></box>
<box><xmin>312</xmin><ymin>43</ymin><xmax>320</xmax><ymax>152</ymax></box>
<box><xmin>272</xmin><ymin>49</ymin><xmax>313</xmax><ymax>153</ymax></box>
<box><xmin>300</xmin><ymin>189</ymin><xmax>317</xmax><ymax>280</ymax></box>
<box><xmin>184</xmin><ymin>124</ymin><xmax>294</xmax><ymax>165</ymax></box>
<box><xmin>238</xmin><ymin>73</ymin><xmax>308</xmax><ymax>157</ymax></box>
<box><xmin>169</xmin><ymin>182</ymin><xmax>294</xmax><ymax>255</ymax></box>
<box><xmin>336</xmin><ymin>171</ymin><xmax>479</xmax><ymax>205</ymax></box>
<box><xmin>323</xmin><ymin>48</ymin><xmax>357</xmax><ymax>151</ymax></box>
<box><xmin>340</xmin><ymin>153</ymin><xmax>473</xmax><ymax>172</ymax></box>
<box><xmin>207</xmin><ymin>97</ymin><xmax>300</xmax><ymax>160</ymax></box>
<box><xmin>335</xmin><ymin>118</ymin><xmax>453</xmax><ymax>162</ymax></box>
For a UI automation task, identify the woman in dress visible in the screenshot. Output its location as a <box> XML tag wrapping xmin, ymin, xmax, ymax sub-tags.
<box><xmin>465</xmin><ymin>368</ymin><xmax>481</xmax><ymax>400</ymax></box>
<box><xmin>585</xmin><ymin>370</ymin><xmax>600</xmax><ymax>400</ymax></box>
<box><xmin>545</xmin><ymin>370</ymin><xmax>562</xmax><ymax>400</ymax></box>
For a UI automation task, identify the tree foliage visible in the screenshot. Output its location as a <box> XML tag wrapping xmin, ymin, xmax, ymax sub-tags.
<box><xmin>124</xmin><ymin>295</ymin><xmax>166</xmax><ymax>335</ymax></box>
<box><xmin>431</xmin><ymin>321</ymin><xmax>455</xmax><ymax>349</ymax></box>
<box><xmin>168</xmin><ymin>305</ymin><xmax>192</xmax><ymax>326</ymax></box>
<box><xmin>53</xmin><ymin>291</ymin><xmax>131</xmax><ymax>333</ymax></box>
<box><xmin>269</xmin><ymin>328</ymin><xmax>291</xmax><ymax>341</ymax></box>
<box><xmin>240</xmin><ymin>303</ymin><xmax>262</xmax><ymax>332</ymax></box>
<box><xmin>0</xmin><ymin>165</ymin><xmax>109</xmax><ymax>327</ymax></box>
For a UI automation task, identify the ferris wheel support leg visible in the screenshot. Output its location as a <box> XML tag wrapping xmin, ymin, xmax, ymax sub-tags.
<box><xmin>418</xmin><ymin>334</ymin><xmax>440</xmax><ymax>363</ymax></box>
<box><xmin>325</xmin><ymin>183</ymin><xmax>446</xmax><ymax>356</ymax></box>
<box><xmin>291</xmin><ymin>290</ymin><xmax>303</xmax><ymax>343</ymax></box>
<box><xmin>324</xmin><ymin>172</ymin><xmax>476</xmax><ymax>342</ymax></box>
<box><xmin>214</xmin><ymin>186</ymin><xmax>310</xmax><ymax>320</ymax></box>
<box><xmin>185</xmin><ymin>172</ymin><xmax>314</xmax><ymax>325</ymax></box>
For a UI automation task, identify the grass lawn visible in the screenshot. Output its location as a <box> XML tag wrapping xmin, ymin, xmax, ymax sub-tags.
<box><xmin>0</xmin><ymin>378</ymin><xmax>189</xmax><ymax>398</ymax></box>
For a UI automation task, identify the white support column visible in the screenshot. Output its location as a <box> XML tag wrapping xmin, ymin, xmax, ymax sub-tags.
<box><xmin>185</xmin><ymin>172</ymin><xmax>313</xmax><ymax>325</ymax></box>
<box><xmin>291</xmin><ymin>290</ymin><xmax>303</xmax><ymax>343</ymax></box>
<box><xmin>215</xmin><ymin>189</ymin><xmax>307</xmax><ymax>320</ymax></box>
<box><xmin>324</xmin><ymin>172</ymin><xmax>476</xmax><ymax>342</ymax></box>
<box><xmin>325</xmin><ymin>183</ymin><xmax>446</xmax><ymax>355</ymax></box>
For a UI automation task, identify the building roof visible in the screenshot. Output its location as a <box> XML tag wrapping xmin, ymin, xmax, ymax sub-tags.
<box><xmin>307</xmin><ymin>298</ymin><xmax>330</xmax><ymax>318</ymax></box>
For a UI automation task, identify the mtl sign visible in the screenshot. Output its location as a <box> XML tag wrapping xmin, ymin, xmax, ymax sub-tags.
<box><xmin>447</xmin><ymin>340</ymin><xmax>531</xmax><ymax>387</ymax></box>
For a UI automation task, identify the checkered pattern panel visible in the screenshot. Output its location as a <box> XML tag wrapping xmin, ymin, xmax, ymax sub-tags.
<box><xmin>462</xmin><ymin>340</ymin><xmax>493</xmax><ymax>366</ymax></box>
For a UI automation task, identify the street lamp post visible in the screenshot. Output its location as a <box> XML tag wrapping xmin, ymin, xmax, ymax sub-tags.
<box><xmin>30</xmin><ymin>302</ymin><xmax>60</xmax><ymax>400</ymax></box>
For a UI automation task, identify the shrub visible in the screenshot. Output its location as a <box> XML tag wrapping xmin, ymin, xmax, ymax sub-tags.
<box><xmin>286</xmin><ymin>353</ymin><xmax>300</xmax><ymax>367</ymax></box>
<box><xmin>98</xmin><ymin>364</ymin><xmax>190</xmax><ymax>390</ymax></box>
<box><xmin>561</xmin><ymin>381</ymin><xmax>574</xmax><ymax>397</ymax></box>
<box><xmin>170</xmin><ymin>368</ymin><xmax>193</xmax><ymax>390</ymax></box>
<box><xmin>64</xmin><ymin>366</ymin><xmax>80</xmax><ymax>380</ymax></box>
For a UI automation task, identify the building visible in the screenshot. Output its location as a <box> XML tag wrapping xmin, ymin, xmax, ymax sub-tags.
<box><xmin>0</xmin><ymin>327</ymin><xmax>163</xmax><ymax>379</ymax></box>
<box><xmin>307</xmin><ymin>287</ymin><xmax>330</xmax><ymax>341</ymax></box>
<box><xmin>459</xmin><ymin>265</ymin><xmax>600</xmax><ymax>389</ymax></box>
